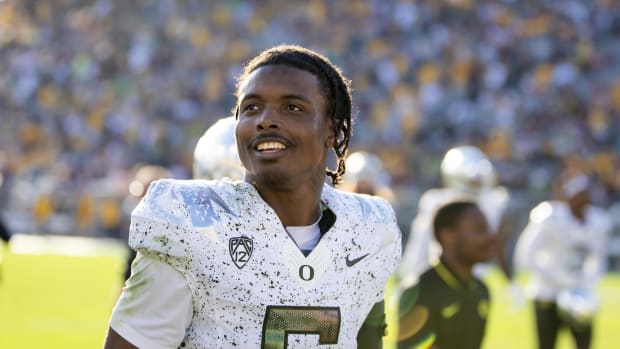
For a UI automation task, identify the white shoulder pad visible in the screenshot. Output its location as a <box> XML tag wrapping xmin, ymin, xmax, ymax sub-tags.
<box><xmin>587</xmin><ymin>206</ymin><xmax>614</xmax><ymax>234</ymax></box>
<box><xmin>418</xmin><ymin>188</ymin><xmax>464</xmax><ymax>215</ymax></box>
<box><xmin>360</xmin><ymin>193</ymin><xmax>402</xmax><ymax>246</ymax></box>
<box><xmin>529</xmin><ymin>200</ymin><xmax>562</xmax><ymax>224</ymax></box>
<box><xmin>129</xmin><ymin>179</ymin><xmax>238</xmax><ymax>261</ymax></box>
<box><xmin>482</xmin><ymin>186</ymin><xmax>510</xmax><ymax>207</ymax></box>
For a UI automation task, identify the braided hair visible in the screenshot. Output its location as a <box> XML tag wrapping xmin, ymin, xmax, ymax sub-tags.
<box><xmin>233</xmin><ymin>44</ymin><xmax>353</xmax><ymax>186</ymax></box>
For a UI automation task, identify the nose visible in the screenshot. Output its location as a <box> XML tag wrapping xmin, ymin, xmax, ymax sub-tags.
<box><xmin>256</xmin><ymin>106</ymin><xmax>280</xmax><ymax>130</ymax></box>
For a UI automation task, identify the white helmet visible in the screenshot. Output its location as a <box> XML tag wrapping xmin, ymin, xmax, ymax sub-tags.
<box><xmin>193</xmin><ymin>117</ymin><xmax>244</xmax><ymax>180</ymax></box>
<box><xmin>341</xmin><ymin>151</ymin><xmax>392</xmax><ymax>199</ymax></box>
<box><xmin>440</xmin><ymin>145</ymin><xmax>496</xmax><ymax>194</ymax></box>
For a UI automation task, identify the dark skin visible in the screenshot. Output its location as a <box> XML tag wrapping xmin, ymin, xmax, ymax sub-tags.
<box><xmin>105</xmin><ymin>65</ymin><xmax>344</xmax><ymax>348</ymax></box>
<box><xmin>439</xmin><ymin>206</ymin><xmax>496</xmax><ymax>280</ymax></box>
<box><xmin>235</xmin><ymin>64</ymin><xmax>335</xmax><ymax>226</ymax></box>
<box><xmin>567</xmin><ymin>190</ymin><xmax>590</xmax><ymax>223</ymax></box>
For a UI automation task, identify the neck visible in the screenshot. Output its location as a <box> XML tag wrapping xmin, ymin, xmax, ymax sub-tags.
<box><xmin>249</xmin><ymin>175</ymin><xmax>325</xmax><ymax>227</ymax></box>
<box><xmin>569</xmin><ymin>204</ymin><xmax>586</xmax><ymax>222</ymax></box>
<box><xmin>441</xmin><ymin>254</ymin><xmax>474</xmax><ymax>281</ymax></box>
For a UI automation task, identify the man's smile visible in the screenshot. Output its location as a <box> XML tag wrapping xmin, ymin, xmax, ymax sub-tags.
<box><xmin>256</xmin><ymin>141</ymin><xmax>287</xmax><ymax>152</ymax></box>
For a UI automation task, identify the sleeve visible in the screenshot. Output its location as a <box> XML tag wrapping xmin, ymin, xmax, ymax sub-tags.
<box><xmin>398</xmin><ymin>213</ymin><xmax>432</xmax><ymax>281</ymax></box>
<box><xmin>357</xmin><ymin>301</ymin><xmax>387</xmax><ymax>349</ymax></box>
<box><xmin>397</xmin><ymin>283</ymin><xmax>436</xmax><ymax>349</ymax></box>
<box><xmin>582</xmin><ymin>210</ymin><xmax>613</xmax><ymax>286</ymax></box>
<box><xmin>515</xmin><ymin>215</ymin><xmax>575</xmax><ymax>289</ymax></box>
<box><xmin>109</xmin><ymin>253</ymin><xmax>193</xmax><ymax>349</ymax></box>
<box><xmin>398</xmin><ymin>190</ymin><xmax>443</xmax><ymax>282</ymax></box>
<box><xmin>128</xmin><ymin>179</ymin><xmax>193</xmax><ymax>270</ymax></box>
<box><xmin>372</xmin><ymin>196</ymin><xmax>402</xmax><ymax>302</ymax></box>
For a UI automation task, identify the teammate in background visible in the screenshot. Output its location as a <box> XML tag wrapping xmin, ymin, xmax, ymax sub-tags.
<box><xmin>121</xmin><ymin>165</ymin><xmax>172</xmax><ymax>281</ymax></box>
<box><xmin>0</xmin><ymin>215</ymin><xmax>11</xmax><ymax>282</ymax></box>
<box><xmin>0</xmin><ymin>221</ymin><xmax>9</xmax><ymax>244</ymax></box>
<box><xmin>340</xmin><ymin>151</ymin><xmax>394</xmax><ymax>201</ymax></box>
<box><xmin>193</xmin><ymin>116</ymin><xmax>245</xmax><ymax>181</ymax></box>
<box><xmin>398</xmin><ymin>146</ymin><xmax>514</xmax><ymax>286</ymax></box>
<box><xmin>0</xmin><ymin>171</ymin><xmax>11</xmax><ymax>281</ymax></box>
<box><xmin>104</xmin><ymin>45</ymin><xmax>401</xmax><ymax>349</ymax></box>
<box><xmin>514</xmin><ymin>172</ymin><xmax>612</xmax><ymax>349</ymax></box>
<box><xmin>398</xmin><ymin>201</ymin><xmax>495</xmax><ymax>349</ymax></box>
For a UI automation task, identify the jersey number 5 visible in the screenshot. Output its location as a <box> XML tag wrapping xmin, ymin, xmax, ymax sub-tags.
<box><xmin>262</xmin><ymin>306</ymin><xmax>341</xmax><ymax>348</ymax></box>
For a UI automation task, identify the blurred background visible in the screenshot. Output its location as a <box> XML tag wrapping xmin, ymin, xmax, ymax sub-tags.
<box><xmin>0</xmin><ymin>0</ymin><xmax>619</xmax><ymax>348</ymax></box>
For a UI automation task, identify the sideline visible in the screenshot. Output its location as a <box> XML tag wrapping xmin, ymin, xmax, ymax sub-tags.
<box><xmin>7</xmin><ymin>234</ymin><xmax>127</xmax><ymax>257</ymax></box>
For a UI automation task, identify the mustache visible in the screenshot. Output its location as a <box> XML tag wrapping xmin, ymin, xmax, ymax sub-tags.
<box><xmin>249</xmin><ymin>133</ymin><xmax>291</xmax><ymax>148</ymax></box>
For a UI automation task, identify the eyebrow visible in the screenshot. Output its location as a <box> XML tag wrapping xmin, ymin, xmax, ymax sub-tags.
<box><xmin>240</xmin><ymin>93</ymin><xmax>312</xmax><ymax>104</ymax></box>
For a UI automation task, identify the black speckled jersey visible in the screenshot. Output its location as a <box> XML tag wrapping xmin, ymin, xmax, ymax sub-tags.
<box><xmin>129</xmin><ymin>178</ymin><xmax>401</xmax><ymax>348</ymax></box>
<box><xmin>398</xmin><ymin>261</ymin><xmax>490</xmax><ymax>349</ymax></box>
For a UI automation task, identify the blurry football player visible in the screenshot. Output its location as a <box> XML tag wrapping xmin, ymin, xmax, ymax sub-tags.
<box><xmin>514</xmin><ymin>172</ymin><xmax>612</xmax><ymax>349</ymax></box>
<box><xmin>399</xmin><ymin>146</ymin><xmax>513</xmax><ymax>287</ymax></box>
<box><xmin>105</xmin><ymin>45</ymin><xmax>401</xmax><ymax>349</ymax></box>
<box><xmin>398</xmin><ymin>201</ymin><xmax>495</xmax><ymax>349</ymax></box>
<box><xmin>193</xmin><ymin>116</ymin><xmax>244</xmax><ymax>181</ymax></box>
<box><xmin>0</xmin><ymin>171</ymin><xmax>10</xmax><ymax>282</ymax></box>
<box><xmin>340</xmin><ymin>151</ymin><xmax>394</xmax><ymax>201</ymax></box>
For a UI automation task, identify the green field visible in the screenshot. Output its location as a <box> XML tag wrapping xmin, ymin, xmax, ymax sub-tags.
<box><xmin>1</xmin><ymin>237</ymin><xmax>619</xmax><ymax>349</ymax></box>
<box><xmin>0</xmin><ymin>238</ymin><xmax>126</xmax><ymax>349</ymax></box>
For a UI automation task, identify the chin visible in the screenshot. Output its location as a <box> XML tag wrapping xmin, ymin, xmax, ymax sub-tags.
<box><xmin>253</xmin><ymin>170</ymin><xmax>290</xmax><ymax>188</ymax></box>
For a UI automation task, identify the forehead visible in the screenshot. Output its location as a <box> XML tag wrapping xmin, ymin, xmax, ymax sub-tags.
<box><xmin>457</xmin><ymin>206</ymin><xmax>486</xmax><ymax>226</ymax></box>
<box><xmin>238</xmin><ymin>65</ymin><xmax>322</xmax><ymax>99</ymax></box>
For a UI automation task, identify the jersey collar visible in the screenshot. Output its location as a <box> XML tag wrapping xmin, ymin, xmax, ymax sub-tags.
<box><xmin>434</xmin><ymin>260</ymin><xmax>478</xmax><ymax>291</ymax></box>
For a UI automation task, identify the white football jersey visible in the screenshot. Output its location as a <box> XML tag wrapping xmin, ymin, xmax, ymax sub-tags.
<box><xmin>398</xmin><ymin>186</ymin><xmax>509</xmax><ymax>281</ymax></box>
<box><xmin>125</xmin><ymin>178</ymin><xmax>401</xmax><ymax>348</ymax></box>
<box><xmin>513</xmin><ymin>200</ymin><xmax>611</xmax><ymax>301</ymax></box>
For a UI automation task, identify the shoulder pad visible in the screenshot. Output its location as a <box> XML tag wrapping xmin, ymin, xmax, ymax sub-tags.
<box><xmin>529</xmin><ymin>201</ymin><xmax>561</xmax><ymax>223</ymax></box>
<box><xmin>129</xmin><ymin>179</ymin><xmax>240</xmax><ymax>261</ymax></box>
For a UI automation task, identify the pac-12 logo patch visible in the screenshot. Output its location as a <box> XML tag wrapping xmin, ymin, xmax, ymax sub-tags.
<box><xmin>229</xmin><ymin>236</ymin><xmax>253</xmax><ymax>269</ymax></box>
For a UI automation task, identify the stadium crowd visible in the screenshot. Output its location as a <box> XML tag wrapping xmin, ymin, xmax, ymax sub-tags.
<box><xmin>1</xmin><ymin>0</ymin><xmax>620</xmax><ymax>262</ymax></box>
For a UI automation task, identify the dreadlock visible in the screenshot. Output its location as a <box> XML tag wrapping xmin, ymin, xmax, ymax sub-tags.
<box><xmin>233</xmin><ymin>44</ymin><xmax>353</xmax><ymax>186</ymax></box>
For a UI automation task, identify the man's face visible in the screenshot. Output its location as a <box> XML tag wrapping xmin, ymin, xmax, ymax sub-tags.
<box><xmin>235</xmin><ymin>64</ymin><xmax>334</xmax><ymax>188</ymax></box>
<box><xmin>454</xmin><ymin>206</ymin><xmax>496</xmax><ymax>265</ymax></box>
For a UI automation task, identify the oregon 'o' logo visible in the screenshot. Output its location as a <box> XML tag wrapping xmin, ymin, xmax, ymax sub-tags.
<box><xmin>299</xmin><ymin>265</ymin><xmax>315</xmax><ymax>281</ymax></box>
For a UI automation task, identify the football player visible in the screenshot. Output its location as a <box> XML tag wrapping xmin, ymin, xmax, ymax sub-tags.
<box><xmin>340</xmin><ymin>151</ymin><xmax>394</xmax><ymax>201</ymax></box>
<box><xmin>398</xmin><ymin>146</ymin><xmax>514</xmax><ymax>287</ymax></box>
<box><xmin>398</xmin><ymin>201</ymin><xmax>495</xmax><ymax>349</ymax></box>
<box><xmin>514</xmin><ymin>172</ymin><xmax>612</xmax><ymax>349</ymax></box>
<box><xmin>104</xmin><ymin>45</ymin><xmax>401</xmax><ymax>349</ymax></box>
<box><xmin>0</xmin><ymin>214</ymin><xmax>10</xmax><ymax>282</ymax></box>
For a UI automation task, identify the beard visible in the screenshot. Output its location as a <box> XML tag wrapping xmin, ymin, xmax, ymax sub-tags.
<box><xmin>248</xmin><ymin>165</ymin><xmax>326</xmax><ymax>193</ymax></box>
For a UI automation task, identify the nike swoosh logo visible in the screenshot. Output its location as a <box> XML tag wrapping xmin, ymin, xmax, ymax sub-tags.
<box><xmin>345</xmin><ymin>253</ymin><xmax>370</xmax><ymax>267</ymax></box>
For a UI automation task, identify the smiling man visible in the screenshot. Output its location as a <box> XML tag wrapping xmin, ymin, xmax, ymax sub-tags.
<box><xmin>398</xmin><ymin>201</ymin><xmax>495</xmax><ymax>349</ymax></box>
<box><xmin>104</xmin><ymin>45</ymin><xmax>401</xmax><ymax>349</ymax></box>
